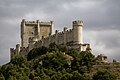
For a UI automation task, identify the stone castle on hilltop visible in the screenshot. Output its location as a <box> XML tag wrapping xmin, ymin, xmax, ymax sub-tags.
<box><xmin>10</xmin><ymin>19</ymin><xmax>90</xmax><ymax>59</ymax></box>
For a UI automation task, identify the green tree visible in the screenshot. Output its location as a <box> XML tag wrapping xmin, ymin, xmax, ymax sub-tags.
<box><xmin>27</xmin><ymin>46</ymin><xmax>48</xmax><ymax>60</ymax></box>
<box><xmin>61</xmin><ymin>73</ymin><xmax>72</xmax><ymax>80</ymax></box>
<box><xmin>71</xmin><ymin>51</ymin><xmax>95</xmax><ymax>72</ymax></box>
<box><xmin>80</xmin><ymin>51</ymin><xmax>95</xmax><ymax>68</ymax></box>
<box><xmin>72</xmin><ymin>71</ymin><xmax>83</xmax><ymax>80</ymax></box>
<box><xmin>18</xmin><ymin>76</ymin><xmax>29</xmax><ymax>80</ymax></box>
<box><xmin>51</xmin><ymin>71</ymin><xmax>62</xmax><ymax>80</ymax></box>
<box><xmin>78</xmin><ymin>66</ymin><xmax>88</xmax><ymax>74</ymax></box>
<box><xmin>49</xmin><ymin>42</ymin><xmax>58</xmax><ymax>52</ymax></box>
<box><xmin>93</xmin><ymin>70</ymin><xmax>117</xmax><ymax>80</ymax></box>
<box><xmin>0</xmin><ymin>73</ymin><xmax>5</xmax><ymax>80</ymax></box>
<box><xmin>8</xmin><ymin>76</ymin><xmax>17</xmax><ymax>80</ymax></box>
<box><xmin>11</xmin><ymin>55</ymin><xmax>27</xmax><ymax>66</ymax></box>
<box><xmin>29</xmin><ymin>70</ymin><xmax>36</xmax><ymax>79</ymax></box>
<box><xmin>33</xmin><ymin>76</ymin><xmax>41</xmax><ymax>80</ymax></box>
<box><xmin>43</xmin><ymin>52</ymin><xmax>68</xmax><ymax>70</ymax></box>
<box><xmin>82</xmin><ymin>73</ymin><xmax>92</xmax><ymax>80</ymax></box>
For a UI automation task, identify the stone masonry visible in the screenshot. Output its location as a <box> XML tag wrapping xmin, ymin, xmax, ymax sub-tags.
<box><xmin>10</xmin><ymin>19</ymin><xmax>90</xmax><ymax>59</ymax></box>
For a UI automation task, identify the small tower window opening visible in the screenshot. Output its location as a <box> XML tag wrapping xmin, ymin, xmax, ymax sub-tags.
<box><xmin>31</xmin><ymin>32</ymin><xmax>34</xmax><ymax>34</ymax></box>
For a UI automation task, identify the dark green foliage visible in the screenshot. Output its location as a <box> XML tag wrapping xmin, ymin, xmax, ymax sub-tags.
<box><xmin>78</xmin><ymin>66</ymin><xmax>88</xmax><ymax>74</ymax></box>
<box><xmin>0</xmin><ymin>44</ymin><xmax>117</xmax><ymax>79</ymax></box>
<box><xmin>93</xmin><ymin>70</ymin><xmax>117</xmax><ymax>80</ymax></box>
<box><xmin>33</xmin><ymin>76</ymin><xmax>41</xmax><ymax>80</ymax></box>
<box><xmin>72</xmin><ymin>71</ymin><xmax>83</xmax><ymax>80</ymax></box>
<box><xmin>27</xmin><ymin>46</ymin><xmax>48</xmax><ymax>60</ymax></box>
<box><xmin>61</xmin><ymin>73</ymin><xmax>72</xmax><ymax>80</ymax></box>
<box><xmin>49</xmin><ymin>42</ymin><xmax>59</xmax><ymax>52</ymax></box>
<box><xmin>49</xmin><ymin>43</ymin><xmax>69</xmax><ymax>53</ymax></box>
<box><xmin>51</xmin><ymin>71</ymin><xmax>62</xmax><ymax>80</ymax></box>
<box><xmin>71</xmin><ymin>51</ymin><xmax>95</xmax><ymax>72</ymax></box>
<box><xmin>42</xmin><ymin>52</ymin><xmax>68</xmax><ymax>70</ymax></box>
<box><xmin>82</xmin><ymin>73</ymin><xmax>93</xmax><ymax>80</ymax></box>
<box><xmin>11</xmin><ymin>55</ymin><xmax>27</xmax><ymax>66</ymax></box>
<box><xmin>66</xmin><ymin>48</ymin><xmax>78</xmax><ymax>57</ymax></box>
<box><xmin>0</xmin><ymin>73</ymin><xmax>5</xmax><ymax>80</ymax></box>
<box><xmin>80</xmin><ymin>51</ymin><xmax>95</xmax><ymax>68</ymax></box>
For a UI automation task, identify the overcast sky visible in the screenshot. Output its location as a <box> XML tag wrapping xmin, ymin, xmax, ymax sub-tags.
<box><xmin>0</xmin><ymin>0</ymin><xmax>120</xmax><ymax>65</ymax></box>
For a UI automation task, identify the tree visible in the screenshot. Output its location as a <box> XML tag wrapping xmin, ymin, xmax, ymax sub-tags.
<box><xmin>33</xmin><ymin>76</ymin><xmax>41</xmax><ymax>80</ymax></box>
<box><xmin>0</xmin><ymin>44</ymin><xmax>118</xmax><ymax>80</ymax></box>
<box><xmin>49</xmin><ymin>43</ymin><xmax>58</xmax><ymax>52</ymax></box>
<box><xmin>11</xmin><ymin>55</ymin><xmax>27</xmax><ymax>66</ymax></box>
<box><xmin>72</xmin><ymin>71</ymin><xmax>83</xmax><ymax>80</ymax></box>
<box><xmin>71</xmin><ymin>51</ymin><xmax>95</xmax><ymax>71</ymax></box>
<box><xmin>79</xmin><ymin>51</ymin><xmax>95</xmax><ymax>69</ymax></box>
<box><xmin>18</xmin><ymin>76</ymin><xmax>29</xmax><ymax>80</ymax></box>
<box><xmin>27</xmin><ymin>46</ymin><xmax>48</xmax><ymax>60</ymax></box>
<box><xmin>43</xmin><ymin>52</ymin><xmax>68</xmax><ymax>70</ymax></box>
<box><xmin>61</xmin><ymin>73</ymin><xmax>72</xmax><ymax>80</ymax></box>
<box><xmin>8</xmin><ymin>76</ymin><xmax>17</xmax><ymax>80</ymax></box>
<box><xmin>0</xmin><ymin>73</ymin><xmax>5</xmax><ymax>80</ymax></box>
<box><xmin>29</xmin><ymin>70</ymin><xmax>36</xmax><ymax>79</ymax></box>
<box><xmin>93</xmin><ymin>70</ymin><xmax>117</xmax><ymax>80</ymax></box>
<box><xmin>51</xmin><ymin>72</ymin><xmax>62</xmax><ymax>80</ymax></box>
<box><xmin>78</xmin><ymin>66</ymin><xmax>88</xmax><ymax>74</ymax></box>
<box><xmin>82</xmin><ymin>73</ymin><xmax>92</xmax><ymax>80</ymax></box>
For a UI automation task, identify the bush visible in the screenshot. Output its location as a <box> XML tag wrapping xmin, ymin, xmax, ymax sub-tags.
<box><xmin>27</xmin><ymin>46</ymin><xmax>48</xmax><ymax>60</ymax></box>
<box><xmin>11</xmin><ymin>55</ymin><xmax>27</xmax><ymax>66</ymax></box>
<box><xmin>93</xmin><ymin>70</ymin><xmax>117</xmax><ymax>80</ymax></box>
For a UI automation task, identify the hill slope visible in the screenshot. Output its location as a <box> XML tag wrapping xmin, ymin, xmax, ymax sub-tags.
<box><xmin>0</xmin><ymin>44</ymin><xmax>117</xmax><ymax>80</ymax></box>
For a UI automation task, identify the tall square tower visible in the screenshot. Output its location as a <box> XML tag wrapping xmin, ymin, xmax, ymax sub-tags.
<box><xmin>21</xmin><ymin>19</ymin><xmax>53</xmax><ymax>47</ymax></box>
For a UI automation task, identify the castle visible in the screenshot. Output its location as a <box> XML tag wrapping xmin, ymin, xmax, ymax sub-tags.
<box><xmin>10</xmin><ymin>19</ymin><xmax>90</xmax><ymax>59</ymax></box>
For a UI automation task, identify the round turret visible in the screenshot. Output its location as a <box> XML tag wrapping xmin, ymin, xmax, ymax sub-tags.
<box><xmin>73</xmin><ymin>20</ymin><xmax>83</xmax><ymax>44</ymax></box>
<box><xmin>36</xmin><ymin>20</ymin><xmax>39</xmax><ymax>23</ymax></box>
<box><xmin>73</xmin><ymin>20</ymin><xmax>83</xmax><ymax>26</ymax></box>
<box><xmin>22</xmin><ymin>19</ymin><xmax>25</xmax><ymax>23</ymax></box>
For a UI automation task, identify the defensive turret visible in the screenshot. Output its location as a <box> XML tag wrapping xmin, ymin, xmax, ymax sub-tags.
<box><xmin>73</xmin><ymin>20</ymin><xmax>83</xmax><ymax>44</ymax></box>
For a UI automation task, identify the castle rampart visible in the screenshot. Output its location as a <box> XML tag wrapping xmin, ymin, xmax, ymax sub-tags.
<box><xmin>21</xmin><ymin>19</ymin><xmax>53</xmax><ymax>48</ymax></box>
<box><xmin>10</xmin><ymin>19</ymin><xmax>91</xmax><ymax>59</ymax></box>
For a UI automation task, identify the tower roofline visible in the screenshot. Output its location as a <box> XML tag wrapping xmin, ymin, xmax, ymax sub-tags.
<box><xmin>73</xmin><ymin>20</ymin><xmax>83</xmax><ymax>26</ymax></box>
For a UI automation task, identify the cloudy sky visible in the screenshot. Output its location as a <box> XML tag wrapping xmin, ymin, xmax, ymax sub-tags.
<box><xmin>0</xmin><ymin>0</ymin><xmax>120</xmax><ymax>65</ymax></box>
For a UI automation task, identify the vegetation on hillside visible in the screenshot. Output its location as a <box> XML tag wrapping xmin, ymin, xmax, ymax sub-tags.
<box><xmin>0</xmin><ymin>43</ymin><xmax>117</xmax><ymax>80</ymax></box>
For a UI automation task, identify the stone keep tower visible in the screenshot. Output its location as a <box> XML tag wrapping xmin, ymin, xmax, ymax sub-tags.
<box><xmin>21</xmin><ymin>19</ymin><xmax>53</xmax><ymax>48</ymax></box>
<box><xmin>73</xmin><ymin>20</ymin><xmax>83</xmax><ymax>44</ymax></box>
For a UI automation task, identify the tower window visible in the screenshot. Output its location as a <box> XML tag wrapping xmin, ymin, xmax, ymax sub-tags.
<box><xmin>31</xmin><ymin>32</ymin><xmax>34</xmax><ymax>34</ymax></box>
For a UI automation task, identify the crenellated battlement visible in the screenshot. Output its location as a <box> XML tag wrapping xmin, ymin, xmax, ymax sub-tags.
<box><xmin>21</xmin><ymin>19</ymin><xmax>53</xmax><ymax>26</ymax></box>
<box><xmin>29</xmin><ymin>37</ymin><xmax>38</xmax><ymax>43</ymax></box>
<box><xmin>73</xmin><ymin>20</ymin><xmax>83</xmax><ymax>26</ymax></box>
<box><xmin>21</xmin><ymin>19</ymin><xmax>53</xmax><ymax>47</ymax></box>
<box><xmin>10</xmin><ymin>19</ymin><xmax>91</xmax><ymax>60</ymax></box>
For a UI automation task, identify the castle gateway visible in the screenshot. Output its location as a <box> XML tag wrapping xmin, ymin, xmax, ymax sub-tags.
<box><xmin>10</xmin><ymin>19</ymin><xmax>90</xmax><ymax>59</ymax></box>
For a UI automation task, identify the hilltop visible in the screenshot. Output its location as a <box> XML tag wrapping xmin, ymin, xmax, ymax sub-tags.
<box><xmin>0</xmin><ymin>43</ymin><xmax>118</xmax><ymax>80</ymax></box>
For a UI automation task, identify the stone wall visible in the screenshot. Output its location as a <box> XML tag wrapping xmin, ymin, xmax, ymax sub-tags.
<box><xmin>29</xmin><ymin>28</ymin><xmax>73</xmax><ymax>50</ymax></box>
<box><xmin>10</xmin><ymin>20</ymin><xmax>91</xmax><ymax>59</ymax></box>
<box><xmin>21</xmin><ymin>19</ymin><xmax>53</xmax><ymax>48</ymax></box>
<box><xmin>27</xmin><ymin>20</ymin><xmax>90</xmax><ymax>52</ymax></box>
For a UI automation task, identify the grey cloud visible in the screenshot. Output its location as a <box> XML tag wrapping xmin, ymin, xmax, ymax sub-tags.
<box><xmin>85</xmin><ymin>0</ymin><xmax>120</xmax><ymax>30</ymax></box>
<box><xmin>83</xmin><ymin>30</ymin><xmax>120</xmax><ymax>61</ymax></box>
